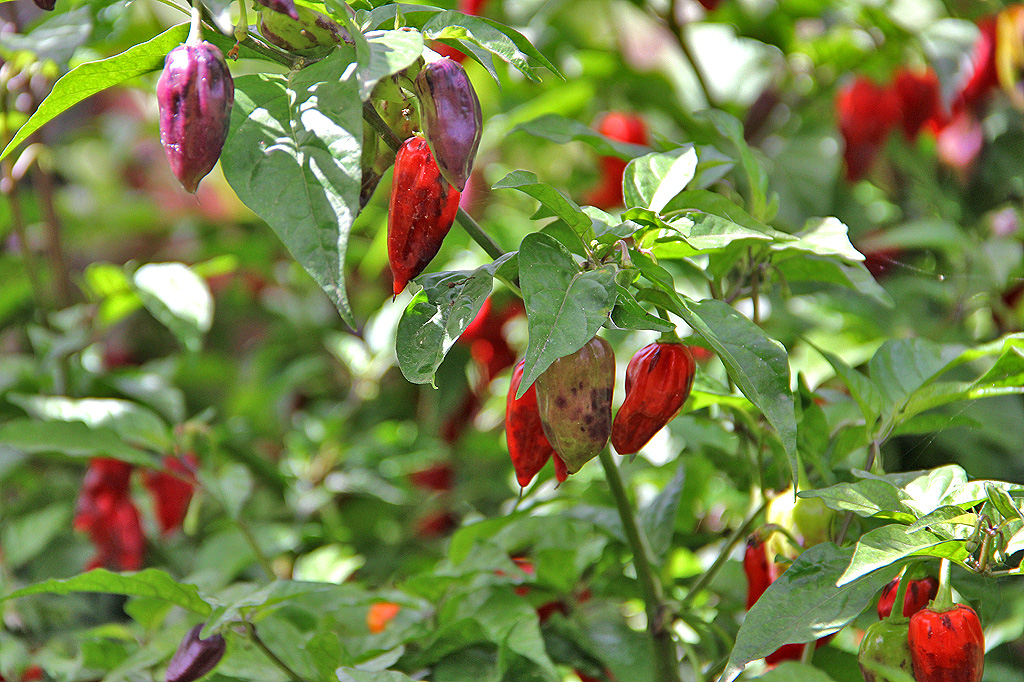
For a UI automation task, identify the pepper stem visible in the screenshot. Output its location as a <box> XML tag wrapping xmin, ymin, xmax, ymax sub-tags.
<box><xmin>187</xmin><ymin>0</ymin><xmax>203</xmax><ymax>44</ymax></box>
<box><xmin>885</xmin><ymin>567</ymin><xmax>911</xmax><ymax>623</ymax></box>
<box><xmin>929</xmin><ymin>558</ymin><xmax>955</xmax><ymax>613</ymax></box>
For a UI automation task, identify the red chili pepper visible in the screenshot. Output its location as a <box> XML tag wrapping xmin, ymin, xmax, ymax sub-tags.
<box><xmin>909</xmin><ymin>603</ymin><xmax>984</xmax><ymax>682</ymax></box>
<box><xmin>878</xmin><ymin>575</ymin><xmax>939</xmax><ymax>619</ymax></box>
<box><xmin>408</xmin><ymin>462</ymin><xmax>455</xmax><ymax>492</ymax></box>
<box><xmin>506</xmin><ymin>359</ymin><xmax>559</xmax><ymax>488</ymax></box>
<box><xmin>142</xmin><ymin>453</ymin><xmax>198</xmax><ymax>535</ymax></box>
<box><xmin>611</xmin><ymin>342</ymin><xmax>696</xmax><ymax>455</ymax></box>
<box><xmin>585</xmin><ymin>112</ymin><xmax>648</xmax><ymax>210</ymax></box>
<box><xmin>74</xmin><ymin>458</ymin><xmax>145</xmax><ymax>571</ymax></box>
<box><xmin>953</xmin><ymin>16</ymin><xmax>998</xmax><ymax>117</ymax></box>
<box><xmin>893</xmin><ymin>67</ymin><xmax>945</xmax><ymax>140</ymax></box>
<box><xmin>743</xmin><ymin>536</ymin><xmax>772</xmax><ymax>610</ymax></box>
<box><xmin>835</xmin><ymin>76</ymin><xmax>900</xmax><ymax>181</ymax></box>
<box><xmin>387</xmin><ymin>136</ymin><xmax>461</xmax><ymax>295</ymax></box>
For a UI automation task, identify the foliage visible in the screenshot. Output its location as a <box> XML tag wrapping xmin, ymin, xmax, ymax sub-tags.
<box><xmin>3</xmin><ymin>1</ymin><xmax>1024</xmax><ymax>682</ymax></box>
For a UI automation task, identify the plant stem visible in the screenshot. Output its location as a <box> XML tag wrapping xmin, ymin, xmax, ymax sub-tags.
<box><xmin>34</xmin><ymin>166</ymin><xmax>73</xmax><ymax>308</ymax></box>
<box><xmin>187</xmin><ymin>0</ymin><xmax>203</xmax><ymax>44</ymax></box>
<box><xmin>931</xmin><ymin>558</ymin><xmax>954</xmax><ymax>612</ymax></box>
<box><xmin>665</xmin><ymin>0</ymin><xmax>718</xmax><ymax>110</ymax></box>
<box><xmin>244</xmin><ymin>621</ymin><xmax>309</xmax><ymax>682</ymax></box>
<box><xmin>679</xmin><ymin>497</ymin><xmax>768</xmax><ymax>609</ymax></box>
<box><xmin>885</xmin><ymin>567</ymin><xmax>911</xmax><ymax>623</ymax></box>
<box><xmin>597</xmin><ymin>448</ymin><xmax>682</xmax><ymax>682</ymax></box>
<box><xmin>234</xmin><ymin>515</ymin><xmax>276</xmax><ymax>580</ymax></box>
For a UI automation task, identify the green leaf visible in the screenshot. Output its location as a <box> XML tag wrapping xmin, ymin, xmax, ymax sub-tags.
<box><xmin>516</xmin><ymin>233</ymin><xmax>616</xmax><ymax>397</ymax></box>
<box><xmin>608</xmin><ymin>286</ymin><xmax>675</xmax><ymax>332</ymax></box>
<box><xmin>0</xmin><ymin>24</ymin><xmax>189</xmax><ymax>163</ymax></box>
<box><xmin>772</xmin><ymin>217</ymin><xmax>865</xmax><ymax>262</ymax></box>
<box><xmin>640</xmin><ymin>461</ymin><xmax>686</xmax><ymax>563</ymax></box>
<box><xmin>360</xmin><ymin>29</ymin><xmax>425</xmax><ymax>100</ymax></box>
<box><xmin>396</xmin><ymin>255</ymin><xmax>513</xmax><ymax>385</ymax></box>
<box><xmin>622</xmin><ymin>147</ymin><xmax>698</xmax><ymax>213</ymax></box>
<box><xmin>756</xmin><ymin>662</ymin><xmax>842</xmax><ymax>682</ymax></box>
<box><xmin>511</xmin><ymin>113</ymin><xmax>649</xmax><ymax>158</ymax></box>
<box><xmin>8</xmin><ymin>395</ymin><xmax>171</xmax><ymax>452</ymax></box>
<box><xmin>221</xmin><ymin>52</ymin><xmax>362</xmax><ymax>329</ymax></box>
<box><xmin>132</xmin><ymin>263</ymin><xmax>213</xmax><ymax>353</ymax></box>
<box><xmin>1</xmin><ymin>505</ymin><xmax>71</xmax><ymax>569</ymax></box>
<box><xmin>0</xmin><ymin>419</ymin><xmax>154</xmax><ymax>466</ymax></box>
<box><xmin>799</xmin><ymin>480</ymin><xmax>915</xmax><ymax>519</ymax></box>
<box><xmin>337</xmin><ymin>671</ymin><xmax>417</xmax><ymax>682</ymax></box>
<box><xmin>812</xmin><ymin>344</ymin><xmax>884</xmax><ymax>431</ymax></box>
<box><xmin>3</xmin><ymin>569</ymin><xmax>212</xmax><ymax>615</ymax></box>
<box><xmin>493</xmin><ymin>171</ymin><xmax>592</xmax><ymax>239</ymax></box>
<box><xmin>868</xmin><ymin>338</ymin><xmax>961</xmax><ymax>413</ymax></box>
<box><xmin>700</xmin><ymin>110</ymin><xmax>772</xmax><ymax>222</ymax></box>
<box><xmin>837</xmin><ymin>525</ymin><xmax>970</xmax><ymax>586</ymax></box>
<box><xmin>721</xmin><ymin>543</ymin><xmax>898</xmax><ymax>682</ymax></box>
<box><xmin>644</xmin><ymin>292</ymin><xmax>798</xmax><ymax>479</ymax></box>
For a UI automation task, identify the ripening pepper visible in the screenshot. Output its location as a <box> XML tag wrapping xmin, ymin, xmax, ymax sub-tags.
<box><xmin>387</xmin><ymin>136</ymin><xmax>461</xmax><ymax>295</ymax></box>
<box><xmin>743</xmin><ymin>535</ymin><xmax>773</xmax><ymax>610</ymax></box>
<box><xmin>535</xmin><ymin>336</ymin><xmax>615</xmax><ymax>474</ymax></box>
<box><xmin>414</xmin><ymin>57</ymin><xmax>482</xmax><ymax>191</ymax></box>
<box><xmin>367</xmin><ymin>602</ymin><xmax>401</xmax><ymax>634</ymax></box>
<box><xmin>909</xmin><ymin>603</ymin><xmax>984</xmax><ymax>682</ymax></box>
<box><xmin>858</xmin><ymin>619</ymin><xmax>914</xmax><ymax>682</ymax></box>
<box><xmin>157</xmin><ymin>41</ymin><xmax>234</xmax><ymax>193</ymax></box>
<box><xmin>878</xmin><ymin>575</ymin><xmax>940</xmax><ymax>619</ymax></box>
<box><xmin>506</xmin><ymin>359</ymin><xmax>560</xmax><ymax>488</ymax></box>
<box><xmin>257</xmin><ymin>5</ymin><xmax>351</xmax><ymax>55</ymax></box>
<box><xmin>611</xmin><ymin>342</ymin><xmax>696</xmax><ymax>455</ymax></box>
<box><xmin>166</xmin><ymin>624</ymin><xmax>226</xmax><ymax>682</ymax></box>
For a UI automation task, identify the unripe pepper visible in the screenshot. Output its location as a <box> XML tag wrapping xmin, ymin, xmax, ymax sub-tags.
<box><xmin>414</xmin><ymin>57</ymin><xmax>482</xmax><ymax>191</ymax></box>
<box><xmin>878</xmin><ymin>575</ymin><xmax>939</xmax><ymax>619</ymax></box>
<box><xmin>858</xmin><ymin>619</ymin><xmax>913</xmax><ymax>682</ymax></box>
<box><xmin>157</xmin><ymin>41</ymin><xmax>234</xmax><ymax>193</ymax></box>
<box><xmin>611</xmin><ymin>342</ymin><xmax>695</xmax><ymax>455</ymax></box>
<box><xmin>257</xmin><ymin>5</ymin><xmax>351</xmax><ymax>55</ymax></box>
<box><xmin>535</xmin><ymin>336</ymin><xmax>615</xmax><ymax>474</ymax></box>
<box><xmin>254</xmin><ymin>0</ymin><xmax>298</xmax><ymax>20</ymax></box>
<box><xmin>506</xmin><ymin>359</ymin><xmax>561</xmax><ymax>488</ymax></box>
<box><xmin>166</xmin><ymin>624</ymin><xmax>226</xmax><ymax>682</ymax></box>
<box><xmin>909</xmin><ymin>604</ymin><xmax>984</xmax><ymax>682</ymax></box>
<box><xmin>387</xmin><ymin>136</ymin><xmax>461</xmax><ymax>295</ymax></box>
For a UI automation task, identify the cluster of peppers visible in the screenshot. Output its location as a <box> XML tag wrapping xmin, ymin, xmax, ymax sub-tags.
<box><xmin>74</xmin><ymin>454</ymin><xmax>197</xmax><ymax>571</ymax></box>
<box><xmin>504</xmin><ymin>337</ymin><xmax>698</xmax><ymax>487</ymax></box>
<box><xmin>859</xmin><ymin>562</ymin><xmax>984</xmax><ymax>682</ymax></box>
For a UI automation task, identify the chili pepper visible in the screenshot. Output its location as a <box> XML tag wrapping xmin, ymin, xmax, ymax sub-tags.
<box><xmin>142</xmin><ymin>453</ymin><xmax>198</xmax><ymax>535</ymax></box>
<box><xmin>878</xmin><ymin>575</ymin><xmax>939</xmax><ymax>619</ymax></box>
<box><xmin>893</xmin><ymin>67</ymin><xmax>945</xmax><ymax>140</ymax></box>
<box><xmin>387</xmin><ymin>136</ymin><xmax>461</xmax><ymax>295</ymax></box>
<box><xmin>157</xmin><ymin>41</ymin><xmax>234</xmax><ymax>193</ymax></box>
<box><xmin>408</xmin><ymin>462</ymin><xmax>455</xmax><ymax>493</ymax></box>
<box><xmin>858</xmin><ymin>619</ymin><xmax>913</xmax><ymax>682</ymax></box>
<box><xmin>32</xmin><ymin>0</ymin><xmax>56</xmax><ymax>10</ymax></box>
<box><xmin>506</xmin><ymin>359</ymin><xmax>558</xmax><ymax>488</ymax></box>
<box><xmin>166</xmin><ymin>624</ymin><xmax>226</xmax><ymax>682</ymax></box>
<box><xmin>585</xmin><ymin>112</ymin><xmax>648</xmax><ymax>210</ymax></box>
<box><xmin>535</xmin><ymin>336</ymin><xmax>615</xmax><ymax>474</ymax></box>
<box><xmin>743</xmin><ymin>535</ymin><xmax>772</xmax><ymax>610</ymax></box>
<box><xmin>74</xmin><ymin>458</ymin><xmax>145</xmax><ymax>571</ymax></box>
<box><xmin>835</xmin><ymin>76</ymin><xmax>900</xmax><ymax>181</ymax></box>
<box><xmin>414</xmin><ymin>57</ymin><xmax>482</xmax><ymax>192</ymax></box>
<box><xmin>953</xmin><ymin>16</ymin><xmax>998</xmax><ymax>117</ymax></box>
<box><xmin>909</xmin><ymin>603</ymin><xmax>984</xmax><ymax>682</ymax></box>
<box><xmin>611</xmin><ymin>342</ymin><xmax>696</xmax><ymax>455</ymax></box>
<box><xmin>367</xmin><ymin>602</ymin><xmax>401</xmax><ymax>634</ymax></box>
<box><xmin>257</xmin><ymin>5</ymin><xmax>351</xmax><ymax>55</ymax></box>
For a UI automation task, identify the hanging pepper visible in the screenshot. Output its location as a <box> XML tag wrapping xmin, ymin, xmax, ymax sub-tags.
<box><xmin>157</xmin><ymin>38</ymin><xmax>234</xmax><ymax>193</ymax></box>
<box><xmin>878</xmin><ymin>575</ymin><xmax>939</xmax><ymax>619</ymax></box>
<box><xmin>506</xmin><ymin>359</ymin><xmax>561</xmax><ymax>488</ymax></box>
<box><xmin>908</xmin><ymin>559</ymin><xmax>985</xmax><ymax>682</ymax></box>
<box><xmin>611</xmin><ymin>342</ymin><xmax>696</xmax><ymax>455</ymax></box>
<box><xmin>142</xmin><ymin>452</ymin><xmax>199</xmax><ymax>535</ymax></box>
<box><xmin>858</xmin><ymin>619</ymin><xmax>914</xmax><ymax>682</ymax></box>
<box><xmin>743</xmin><ymin>535</ymin><xmax>773</xmax><ymax>610</ymax></box>
<box><xmin>535</xmin><ymin>336</ymin><xmax>615</xmax><ymax>474</ymax></box>
<box><xmin>388</xmin><ymin>136</ymin><xmax>461</xmax><ymax>295</ymax></box>
<box><xmin>166</xmin><ymin>624</ymin><xmax>226</xmax><ymax>682</ymax></box>
<box><xmin>414</xmin><ymin>57</ymin><xmax>482</xmax><ymax>192</ymax></box>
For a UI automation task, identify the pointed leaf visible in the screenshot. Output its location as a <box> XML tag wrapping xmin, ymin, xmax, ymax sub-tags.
<box><xmin>3</xmin><ymin>569</ymin><xmax>212</xmax><ymax>615</ymax></box>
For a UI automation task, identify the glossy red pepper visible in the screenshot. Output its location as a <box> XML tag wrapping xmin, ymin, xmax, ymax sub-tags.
<box><xmin>835</xmin><ymin>76</ymin><xmax>900</xmax><ymax>181</ymax></box>
<box><xmin>893</xmin><ymin>67</ymin><xmax>945</xmax><ymax>140</ymax></box>
<box><xmin>878</xmin><ymin>575</ymin><xmax>939</xmax><ymax>619</ymax></box>
<box><xmin>611</xmin><ymin>342</ymin><xmax>696</xmax><ymax>455</ymax></box>
<box><xmin>387</xmin><ymin>136</ymin><xmax>461</xmax><ymax>295</ymax></box>
<box><xmin>909</xmin><ymin>603</ymin><xmax>984</xmax><ymax>682</ymax></box>
<box><xmin>506</xmin><ymin>359</ymin><xmax>560</xmax><ymax>488</ymax></box>
<box><xmin>743</xmin><ymin>535</ymin><xmax>772</xmax><ymax>610</ymax></box>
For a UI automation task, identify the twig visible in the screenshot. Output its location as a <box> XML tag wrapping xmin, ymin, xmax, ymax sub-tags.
<box><xmin>665</xmin><ymin>0</ymin><xmax>718</xmax><ymax>110</ymax></box>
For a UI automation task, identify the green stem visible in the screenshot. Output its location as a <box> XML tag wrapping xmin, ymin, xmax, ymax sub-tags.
<box><xmin>244</xmin><ymin>621</ymin><xmax>309</xmax><ymax>682</ymax></box>
<box><xmin>930</xmin><ymin>558</ymin><xmax>954</xmax><ymax>612</ymax></box>
<box><xmin>885</xmin><ymin>567</ymin><xmax>911</xmax><ymax>623</ymax></box>
<box><xmin>597</xmin><ymin>449</ymin><xmax>682</xmax><ymax>682</ymax></box>
<box><xmin>679</xmin><ymin>498</ymin><xmax>768</xmax><ymax>609</ymax></box>
<box><xmin>665</xmin><ymin>0</ymin><xmax>718</xmax><ymax>109</ymax></box>
<box><xmin>187</xmin><ymin>1</ymin><xmax>203</xmax><ymax>44</ymax></box>
<box><xmin>235</xmin><ymin>515</ymin><xmax>276</xmax><ymax>580</ymax></box>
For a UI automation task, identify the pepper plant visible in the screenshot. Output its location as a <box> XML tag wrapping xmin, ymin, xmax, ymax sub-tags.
<box><xmin>5</xmin><ymin>1</ymin><xmax>1024</xmax><ymax>682</ymax></box>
